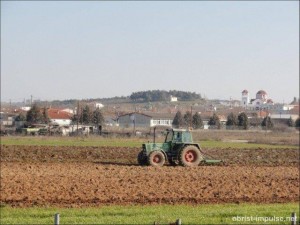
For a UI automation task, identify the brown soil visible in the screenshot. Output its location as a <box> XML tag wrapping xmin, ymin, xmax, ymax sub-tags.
<box><xmin>0</xmin><ymin>145</ymin><xmax>299</xmax><ymax>207</ymax></box>
<box><xmin>1</xmin><ymin>145</ymin><xmax>299</xmax><ymax>166</ymax></box>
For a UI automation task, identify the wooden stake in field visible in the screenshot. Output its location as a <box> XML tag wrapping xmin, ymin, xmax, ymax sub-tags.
<box><xmin>291</xmin><ymin>212</ymin><xmax>296</xmax><ymax>225</ymax></box>
<box><xmin>54</xmin><ymin>213</ymin><xmax>60</xmax><ymax>225</ymax></box>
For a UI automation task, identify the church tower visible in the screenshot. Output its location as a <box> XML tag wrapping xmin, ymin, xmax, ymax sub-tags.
<box><xmin>241</xmin><ymin>90</ymin><xmax>249</xmax><ymax>107</ymax></box>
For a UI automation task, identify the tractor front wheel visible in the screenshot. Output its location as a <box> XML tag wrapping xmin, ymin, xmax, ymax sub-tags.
<box><xmin>148</xmin><ymin>151</ymin><xmax>165</xmax><ymax>167</ymax></box>
<box><xmin>179</xmin><ymin>145</ymin><xmax>203</xmax><ymax>167</ymax></box>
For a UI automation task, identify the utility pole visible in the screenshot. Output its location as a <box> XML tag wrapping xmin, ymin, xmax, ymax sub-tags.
<box><xmin>77</xmin><ymin>101</ymin><xmax>79</xmax><ymax>136</ymax></box>
<box><xmin>130</xmin><ymin>114</ymin><xmax>136</xmax><ymax>135</ymax></box>
<box><xmin>133</xmin><ymin>118</ymin><xmax>136</xmax><ymax>135</ymax></box>
<box><xmin>30</xmin><ymin>95</ymin><xmax>33</xmax><ymax>106</ymax></box>
<box><xmin>190</xmin><ymin>106</ymin><xmax>193</xmax><ymax>128</ymax></box>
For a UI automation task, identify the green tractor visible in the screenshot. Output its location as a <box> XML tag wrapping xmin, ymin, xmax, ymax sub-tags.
<box><xmin>138</xmin><ymin>128</ymin><xmax>220</xmax><ymax>167</ymax></box>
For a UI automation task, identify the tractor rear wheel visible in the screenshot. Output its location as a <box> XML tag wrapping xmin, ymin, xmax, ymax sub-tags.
<box><xmin>148</xmin><ymin>151</ymin><xmax>165</xmax><ymax>167</ymax></box>
<box><xmin>179</xmin><ymin>145</ymin><xmax>203</xmax><ymax>167</ymax></box>
<box><xmin>137</xmin><ymin>151</ymin><xmax>148</xmax><ymax>166</ymax></box>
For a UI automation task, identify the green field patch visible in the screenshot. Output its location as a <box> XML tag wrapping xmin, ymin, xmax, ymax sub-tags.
<box><xmin>0</xmin><ymin>137</ymin><xmax>143</xmax><ymax>148</ymax></box>
<box><xmin>0</xmin><ymin>136</ymin><xmax>297</xmax><ymax>149</ymax></box>
<box><xmin>1</xmin><ymin>203</ymin><xmax>298</xmax><ymax>224</ymax></box>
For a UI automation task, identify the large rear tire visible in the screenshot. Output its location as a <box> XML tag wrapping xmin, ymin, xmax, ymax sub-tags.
<box><xmin>148</xmin><ymin>151</ymin><xmax>165</xmax><ymax>167</ymax></box>
<box><xmin>179</xmin><ymin>145</ymin><xmax>203</xmax><ymax>167</ymax></box>
<box><xmin>137</xmin><ymin>151</ymin><xmax>148</xmax><ymax>166</ymax></box>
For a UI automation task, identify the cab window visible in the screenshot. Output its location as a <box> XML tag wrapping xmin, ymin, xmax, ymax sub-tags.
<box><xmin>165</xmin><ymin>131</ymin><xmax>173</xmax><ymax>142</ymax></box>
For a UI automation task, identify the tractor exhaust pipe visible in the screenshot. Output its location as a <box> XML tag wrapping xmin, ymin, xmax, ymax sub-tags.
<box><xmin>153</xmin><ymin>127</ymin><xmax>156</xmax><ymax>143</ymax></box>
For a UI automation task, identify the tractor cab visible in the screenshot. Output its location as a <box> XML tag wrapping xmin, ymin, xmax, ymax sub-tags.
<box><xmin>165</xmin><ymin>129</ymin><xmax>193</xmax><ymax>143</ymax></box>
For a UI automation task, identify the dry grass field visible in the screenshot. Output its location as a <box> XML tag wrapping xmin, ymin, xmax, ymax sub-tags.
<box><xmin>191</xmin><ymin>129</ymin><xmax>300</xmax><ymax>146</ymax></box>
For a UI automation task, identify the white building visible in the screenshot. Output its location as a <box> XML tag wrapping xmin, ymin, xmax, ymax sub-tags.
<box><xmin>20</xmin><ymin>106</ymin><xmax>31</xmax><ymax>111</ymax></box>
<box><xmin>61</xmin><ymin>108</ymin><xmax>75</xmax><ymax>114</ymax></box>
<box><xmin>95</xmin><ymin>103</ymin><xmax>104</xmax><ymax>109</ymax></box>
<box><xmin>150</xmin><ymin>118</ymin><xmax>172</xmax><ymax>127</ymax></box>
<box><xmin>241</xmin><ymin>90</ymin><xmax>274</xmax><ymax>110</ymax></box>
<box><xmin>270</xmin><ymin>113</ymin><xmax>298</xmax><ymax>120</ymax></box>
<box><xmin>170</xmin><ymin>95</ymin><xmax>178</xmax><ymax>102</ymax></box>
<box><xmin>0</xmin><ymin>113</ymin><xmax>14</xmax><ymax>126</ymax></box>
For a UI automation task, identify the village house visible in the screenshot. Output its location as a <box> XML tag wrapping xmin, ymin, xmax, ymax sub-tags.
<box><xmin>117</xmin><ymin>112</ymin><xmax>173</xmax><ymax>128</ymax></box>
<box><xmin>270</xmin><ymin>106</ymin><xmax>299</xmax><ymax>121</ymax></box>
<box><xmin>198</xmin><ymin>112</ymin><xmax>227</xmax><ymax>129</ymax></box>
<box><xmin>48</xmin><ymin>108</ymin><xmax>73</xmax><ymax>126</ymax></box>
<box><xmin>86</xmin><ymin>102</ymin><xmax>105</xmax><ymax>110</ymax></box>
<box><xmin>0</xmin><ymin>112</ymin><xmax>14</xmax><ymax>126</ymax></box>
<box><xmin>61</xmin><ymin>108</ymin><xmax>75</xmax><ymax>114</ymax></box>
<box><xmin>20</xmin><ymin>106</ymin><xmax>31</xmax><ymax>111</ymax></box>
<box><xmin>170</xmin><ymin>95</ymin><xmax>178</xmax><ymax>102</ymax></box>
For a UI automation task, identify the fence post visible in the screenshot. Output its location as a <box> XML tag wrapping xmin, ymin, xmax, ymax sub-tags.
<box><xmin>54</xmin><ymin>213</ymin><xmax>60</xmax><ymax>225</ymax></box>
<box><xmin>176</xmin><ymin>218</ymin><xmax>181</xmax><ymax>225</ymax></box>
<box><xmin>291</xmin><ymin>212</ymin><xmax>296</xmax><ymax>225</ymax></box>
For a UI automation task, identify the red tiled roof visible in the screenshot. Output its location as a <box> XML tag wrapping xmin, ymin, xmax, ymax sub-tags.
<box><xmin>255</xmin><ymin>111</ymin><xmax>269</xmax><ymax>118</ymax></box>
<box><xmin>48</xmin><ymin>109</ymin><xmax>72</xmax><ymax>120</ymax></box>
<box><xmin>290</xmin><ymin>98</ymin><xmax>299</xmax><ymax>105</ymax></box>
<box><xmin>289</xmin><ymin>106</ymin><xmax>299</xmax><ymax>115</ymax></box>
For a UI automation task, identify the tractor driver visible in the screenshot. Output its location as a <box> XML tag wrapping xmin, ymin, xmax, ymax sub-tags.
<box><xmin>174</xmin><ymin>132</ymin><xmax>181</xmax><ymax>142</ymax></box>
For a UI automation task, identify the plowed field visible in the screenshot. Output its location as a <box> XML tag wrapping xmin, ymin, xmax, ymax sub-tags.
<box><xmin>0</xmin><ymin>145</ymin><xmax>299</xmax><ymax>207</ymax></box>
<box><xmin>1</xmin><ymin>145</ymin><xmax>299</xmax><ymax>166</ymax></box>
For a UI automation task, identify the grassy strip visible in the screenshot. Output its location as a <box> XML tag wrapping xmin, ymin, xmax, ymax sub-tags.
<box><xmin>0</xmin><ymin>136</ymin><xmax>143</xmax><ymax>148</ymax></box>
<box><xmin>0</xmin><ymin>136</ymin><xmax>297</xmax><ymax>149</ymax></box>
<box><xmin>1</xmin><ymin>203</ymin><xmax>298</xmax><ymax>224</ymax></box>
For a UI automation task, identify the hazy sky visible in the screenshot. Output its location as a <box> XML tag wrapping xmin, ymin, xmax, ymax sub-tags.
<box><xmin>1</xmin><ymin>1</ymin><xmax>299</xmax><ymax>103</ymax></box>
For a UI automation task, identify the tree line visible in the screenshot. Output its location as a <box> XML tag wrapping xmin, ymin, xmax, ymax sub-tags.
<box><xmin>71</xmin><ymin>105</ymin><xmax>104</xmax><ymax>126</ymax></box>
<box><xmin>172</xmin><ymin>111</ymin><xmax>204</xmax><ymax>129</ymax></box>
<box><xmin>172</xmin><ymin>111</ymin><xmax>300</xmax><ymax>130</ymax></box>
<box><xmin>130</xmin><ymin>90</ymin><xmax>202</xmax><ymax>102</ymax></box>
<box><xmin>15</xmin><ymin>104</ymin><xmax>105</xmax><ymax>126</ymax></box>
<box><xmin>14</xmin><ymin>104</ymin><xmax>300</xmax><ymax>130</ymax></box>
<box><xmin>35</xmin><ymin>90</ymin><xmax>202</xmax><ymax>107</ymax></box>
<box><xmin>15</xmin><ymin>104</ymin><xmax>50</xmax><ymax>125</ymax></box>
